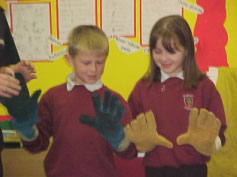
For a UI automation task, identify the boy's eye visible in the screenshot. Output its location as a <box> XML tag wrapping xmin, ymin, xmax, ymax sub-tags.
<box><xmin>96</xmin><ymin>61</ymin><xmax>105</xmax><ymax>65</ymax></box>
<box><xmin>83</xmin><ymin>61</ymin><xmax>90</xmax><ymax>65</ymax></box>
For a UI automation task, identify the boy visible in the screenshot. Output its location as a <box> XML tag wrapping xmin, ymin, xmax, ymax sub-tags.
<box><xmin>5</xmin><ymin>25</ymin><xmax>135</xmax><ymax>177</ymax></box>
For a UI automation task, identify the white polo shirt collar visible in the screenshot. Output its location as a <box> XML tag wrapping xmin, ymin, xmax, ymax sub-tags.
<box><xmin>160</xmin><ymin>70</ymin><xmax>184</xmax><ymax>82</ymax></box>
<box><xmin>67</xmin><ymin>73</ymin><xmax>103</xmax><ymax>92</ymax></box>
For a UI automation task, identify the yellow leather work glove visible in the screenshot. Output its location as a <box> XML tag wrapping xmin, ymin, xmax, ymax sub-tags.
<box><xmin>124</xmin><ymin>110</ymin><xmax>173</xmax><ymax>152</ymax></box>
<box><xmin>176</xmin><ymin>108</ymin><xmax>221</xmax><ymax>156</ymax></box>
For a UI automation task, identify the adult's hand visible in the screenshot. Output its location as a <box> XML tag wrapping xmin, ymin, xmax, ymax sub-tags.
<box><xmin>0</xmin><ymin>66</ymin><xmax>21</xmax><ymax>98</ymax></box>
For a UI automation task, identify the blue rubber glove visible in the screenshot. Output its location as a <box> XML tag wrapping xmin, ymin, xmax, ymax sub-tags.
<box><xmin>1</xmin><ymin>74</ymin><xmax>41</xmax><ymax>139</ymax></box>
<box><xmin>79</xmin><ymin>91</ymin><xmax>125</xmax><ymax>150</ymax></box>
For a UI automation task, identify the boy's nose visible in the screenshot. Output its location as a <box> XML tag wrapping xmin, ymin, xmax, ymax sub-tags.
<box><xmin>90</xmin><ymin>63</ymin><xmax>97</xmax><ymax>72</ymax></box>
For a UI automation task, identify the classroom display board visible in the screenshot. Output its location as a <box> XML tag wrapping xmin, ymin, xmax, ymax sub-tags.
<box><xmin>0</xmin><ymin>0</ymin><xmax>236</xmax><ymax>177</ymax></box>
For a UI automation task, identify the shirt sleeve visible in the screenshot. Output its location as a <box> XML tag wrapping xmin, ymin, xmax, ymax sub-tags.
<box><xmin>0</xmin><ymin>7</ymin><xmax>20</xmax><ymax>67</ymax></box>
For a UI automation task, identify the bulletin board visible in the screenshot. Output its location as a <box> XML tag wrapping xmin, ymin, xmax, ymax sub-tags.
<box><xmin>0</xmin><ymin>0</ymin><xmax>237</xmax><ymax>177</ymax></box>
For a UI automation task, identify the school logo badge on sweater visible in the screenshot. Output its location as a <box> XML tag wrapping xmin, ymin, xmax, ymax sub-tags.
<box><xmin>183</xmin><ymin>94</ymin><xmax>194</xmax><ymax>110</ymax></box>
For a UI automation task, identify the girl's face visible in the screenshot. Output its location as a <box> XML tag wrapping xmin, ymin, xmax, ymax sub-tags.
<box><xmin>66</xmin><ymin>52</ymin><xmax>106</xmax><ymax>85</ymax></box>
<box><xmin>152</xmin><ymin>38</ymin><xmax>185</xmax><ymax>77</ymax></box>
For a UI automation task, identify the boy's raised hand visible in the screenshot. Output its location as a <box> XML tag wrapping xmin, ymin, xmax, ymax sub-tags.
<box><xmin>176</xmin><ymin>108</ymin><xmax>221</xmax><ymax>156</ymax></box>
<box><xmin>1</xmin><ymin>73</ymin><xmax>41</xmax><ymax>139</ymax></box>
<box><xmin>79</xmin><ymin>91</ymin><xmax>125</xmax><ymax>150</ymax></box>
<box><xmin>124</xmin><ymin>110</ymin><xmax>173</xmax><ymax>152</ymax></box>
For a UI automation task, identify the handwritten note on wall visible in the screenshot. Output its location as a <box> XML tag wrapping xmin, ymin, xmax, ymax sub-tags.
<box><xmin>57</xmin><ymin>0</ymin><xmax>96</xmax><ymax>44</ymax></box>
<box><xmin>141</xmin><ymin>0</ymin><xmax>182</xmax><ymax>46</ymax></box>
<box><xmin>11</xmin><ymin>3</ymin><xmax>51</xmax><ymax>61</ymax></box>
<box><xmin>7</xmin><ymin>0</ymin><xmax>183</xmax><ymax>60</ymax></box>
<box><xmin>101</xmin><ymin>0</ymin><xmax>135</xmax><ymax>37</ymax></box>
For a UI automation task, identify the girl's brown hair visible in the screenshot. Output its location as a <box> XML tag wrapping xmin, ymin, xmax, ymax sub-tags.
<box><xmin>144</xmin><ymin>15</ymin><xmax>205</xmax><ymax>89</ymax></box>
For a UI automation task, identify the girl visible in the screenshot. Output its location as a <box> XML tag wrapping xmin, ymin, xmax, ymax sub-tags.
<box><xmin>127</xmin><ymin>15</ymin><xmax>227</xmax><ymax>177</ymax></box>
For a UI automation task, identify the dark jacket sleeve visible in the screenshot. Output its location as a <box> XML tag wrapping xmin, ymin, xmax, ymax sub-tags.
<box><xmin>0</xmin><ymin>7</ymin><xmax>20</xmax><ymax>67</ymax></box>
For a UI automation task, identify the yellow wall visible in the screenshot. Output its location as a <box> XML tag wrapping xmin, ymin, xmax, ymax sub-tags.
<box><xmin>26</xmin><ymin>0</ymin><xmax>237</xmax><ymax>99</ymax></box>
<box><xmin>0</xmin><ymin>0</ymin><xmax>235</xmax><ymax>102</ymax></box>
<box><xmin>208</xmin><ymin>68</ymin><xmax>237</xmax><ymax>177</ymax></box>
<box><xmin>225</xmin><ymin>0</ymin><xmax>237</xmax><ymax>67</ymax></box>
<box><xmin>28</xmin><ymin>0</ymin><xmax>149</xmax><ymax>100</ymax></box>
<box><xmin>1</xmin><ymin>0</ymin><xmax>237</xmax><ymax>176</ymax></box>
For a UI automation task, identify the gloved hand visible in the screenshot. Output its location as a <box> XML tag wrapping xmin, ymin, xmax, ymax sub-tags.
<box><xmin>124</xmin><ymin>110</ymin><xmax>173</xmax><ymax>152</ymax></box>
<box><xmin>176</xmin><ymin>108</ymin><xmax>221</xmax><ymax>156</ymax></box>
<box><xmin>79</xmin><ymin>91</ymin><xmax>125</xmax><ymax>150</ymax></box>
<box><xmin>1</xmin><ymin>73</ymin><xmax>41</xmax><ymax>139</ymax></box>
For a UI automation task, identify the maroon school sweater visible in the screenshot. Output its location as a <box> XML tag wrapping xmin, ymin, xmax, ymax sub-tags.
<box><xmin>128</xmin><ymin>77</ymin><xmax>226</xmax><ymax>168</ymax></box>
<box><xmin>22</xmin><ymin>83</ymin><xmax>135</xmax><ymax>177</ymax></box>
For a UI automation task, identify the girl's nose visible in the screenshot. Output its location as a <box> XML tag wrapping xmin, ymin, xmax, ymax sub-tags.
<box><xmin>160</xmin><ymin>53</ymin><xmax>167</xmax><ymax>61</ymax></box>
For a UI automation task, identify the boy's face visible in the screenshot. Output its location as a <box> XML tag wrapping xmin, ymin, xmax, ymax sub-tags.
<box><xmin>66</xmin><ymin>52</ymin><xmax>106</xmax><ymax>85</ymax></box>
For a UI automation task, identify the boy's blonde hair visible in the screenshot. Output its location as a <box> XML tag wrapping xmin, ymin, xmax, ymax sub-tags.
<box><xmin>67</xmin><ymin>25</ymin><xmax>109</xmax><ymax>57</ymax></box>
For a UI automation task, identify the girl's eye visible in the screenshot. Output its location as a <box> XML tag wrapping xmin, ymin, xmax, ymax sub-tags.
<box><xmin>153</xmin><ymin>49</ymin><xmax>161</xmax><ymax>54</ymax></box>
<box><xmin>168</xmin><ymin>50</ymin><xmax>177</xmax><ymax>55</ymax></box>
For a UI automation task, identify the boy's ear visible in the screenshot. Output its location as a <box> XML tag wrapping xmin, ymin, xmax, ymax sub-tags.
<box><xmin>65</xmin><ymin>54</ymin><xmax>73</xmax><ymax>66</ymax></box>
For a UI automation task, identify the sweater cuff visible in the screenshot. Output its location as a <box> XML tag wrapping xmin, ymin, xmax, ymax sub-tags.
<box><xmin>16</xmin><ymin>125</ymin><xmax>39</xmax><ymax>142</ymax></box>
<box><xmin>215</xmin><ymin>136</ymin><xmax>222</xmax><ymax>152</ymax></box>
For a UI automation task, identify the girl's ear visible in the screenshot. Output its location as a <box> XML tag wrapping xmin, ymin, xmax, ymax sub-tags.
<box><xmin>65</xmin><ymin>54</ymin><xmax>73</xmax><ymax>66</ymax></box>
